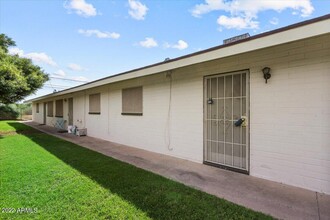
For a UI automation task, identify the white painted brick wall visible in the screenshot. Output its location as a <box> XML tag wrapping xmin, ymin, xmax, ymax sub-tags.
<box><xmin>248</xmin><ymin>35</ymin><xmax>330</xmax><ymax>194</ymax></box>
<box><xmin>45</xmin><ymin>101</ymin><xmax>54</xmax><ymax>127</ymax></box>
<box><xmin>72</xmin><ymin>94</ymin><xmax>87</xmax><ymax>129</ymax></box>
<box><xmin>105</xmin><ymin>75</ymin><xmax>204</xmax><ymax>163</ymax></box>
<box><xmin>31</xmin><ymin>34</ymin><xmax>330</xmax><ymax>194</ymax></box>
<box><xmin>32</xmin><ymin>102</ymin><xmax>44</xmax><ymax>124</ymax></box>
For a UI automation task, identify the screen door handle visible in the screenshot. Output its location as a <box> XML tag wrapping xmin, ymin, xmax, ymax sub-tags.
<box><xmin>234</xmin><ymin>116</ymin><xmax>247</xmax><ymax>127</ymax></box>
<box><xmin>235</xmin><ymin>118</ymin><xmax>245</xmax><ymax>127</ymax></box>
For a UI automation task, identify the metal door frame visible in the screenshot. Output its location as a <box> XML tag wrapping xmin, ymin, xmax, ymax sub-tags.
<box><xmin>68</xmin><ymin>98</ymin><xmax>73</xmax><ymax>125</ymax></box>
<box><xmin>203</xmin><ymin>69</ymin><xmax>250</xmax><ymax>174</ymax></box>
<box><xmin>43</xmin><ymin>102</ymin><xmax>47</xmax><ymax>124</ymax></box>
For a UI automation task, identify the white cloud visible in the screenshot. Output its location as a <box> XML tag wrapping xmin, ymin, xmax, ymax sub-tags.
<box><xmin>54</xmin><ymin>70</ymin><xmax>66</xmax><ymax>77</ymax></box>
<box><xmin>72</xmin><ymin>76</ymin><xmax>89</xmax><ymax>82</ymax></box>
<box><xmin>8</xmin><ymin>47</ymin><xmax>24</xmax><ymax>56</ymax></box>
<box><xmin>128</xmin><ymin>0</ymin><xmax>148</xmax><ymax>20</ymax></box>
<box><xmin>172</xmin><ymin>40</ymin><xmax>189</xmax><ymax>50</ymax></box>
<box><xmin>9</xmin><ymin>47</ymin><xmax>57</xmax><ymax>66</ymax></box>
<box><xmin>24</xmin><ymin>52</ymin><xmax>57</xmax><ymax>66</ymax></box>
<box><xmin>68</xmin><ymin>63</ymin><xmax>85</xmax><ymax>71</ymax></box>
<box><xmin>192</xmin><ymin>0</ymin><xmax>314</xmax><ymax>17</ymax></box>
<box><xmin>164</xmin><ymin>40</ymin><xmax>188</xmax><ymax>50</ymax></box>
<box><xmin>50</xmin><ymin>74</ymin><xmax>89</xmax><ymax>82</ymax></box>
<box><xmin>191</xmin><ymin>0</ymin><xmax>228</xmax><ymax>18</ymax></box>
<box><xmin>64</xmin><ymin>0</ymin><xmax>97</xmax><ymax>17</ymax></box>
<box><xmin>191</xmin><ymin>0</ymin><xmax>314</xmax><ymax>30</ymax></box>
<box><xmin>217</xmin><ymin>15</ymin><xmax>258</xmax><ymax>30</ymax></box>
<box><xmin>270</xmin><ymin>17</ymin><xmax>279</xmax><ymax>25</ymax></box>
<box><xmin>78</xmin><ymin>29</ymin><xmax>120</xmax><ymax>39</ymax></box>
<box><xmin>139</xmin><ymin>37</ymin><xmax>158</xmax><ymax>48</ymax></box>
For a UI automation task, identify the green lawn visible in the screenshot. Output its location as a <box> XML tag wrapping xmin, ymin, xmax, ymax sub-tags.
<box><xmin>0</xmin><ymin>120</ymin><xmax>273</xmax><ymax>219</ymax></box>
<box><xmin>0</xmin><ymin>120</ymin><xmax>32</xmax><ymax>132</ymax></box>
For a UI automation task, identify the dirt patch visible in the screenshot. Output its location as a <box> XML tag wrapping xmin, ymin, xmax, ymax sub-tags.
<box><xmin>178</xmin><ymin>171</ymin><xmax>205</xmax><ymax>181</ymax></box>
<box><xmin>21</xmin><ymin>115</ymin><xmax>32</xmax><ymax>120</ymax></box>
<box><xmin>173</xmin><ymin>169</ymin><xmax>206</xmax><ymax>186</ymax></box>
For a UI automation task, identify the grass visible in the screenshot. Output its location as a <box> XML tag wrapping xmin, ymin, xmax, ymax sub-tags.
<box><xmin>0</xmin><ymin>120</ymin><xmax>31</xmax><ymax>132</ymax></box>
<box><xmin>0</xmin><ymin>120</ymin><xmax>273</xmax><ymax>219</ymax></box>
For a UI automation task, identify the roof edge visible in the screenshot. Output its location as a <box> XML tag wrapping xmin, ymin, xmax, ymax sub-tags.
<box><xmin>27</xmin><ymin>14</ymin><xmax>330</xmax><ymax>102</ymax></box>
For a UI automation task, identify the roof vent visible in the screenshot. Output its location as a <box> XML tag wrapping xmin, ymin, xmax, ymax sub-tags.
<box><xmin>223</xmin><ymin>33</ymin><xmax>250</xmax><ymax>45</ymax></box>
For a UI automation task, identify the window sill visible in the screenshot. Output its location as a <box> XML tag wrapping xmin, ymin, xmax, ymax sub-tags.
<box><xmin>55</xmin><ymin>116</ymin><xmax>63</xmax><ymax>118</ymax></box>
<box><xmin>89</xmin><ymin>112</ymin><xmax>101</xmax><ymax>115</ymax></box>
<box><xmin>121</xmin><ymin>113</ymin><xmax>143</xmax><ymax>116</ymax></box>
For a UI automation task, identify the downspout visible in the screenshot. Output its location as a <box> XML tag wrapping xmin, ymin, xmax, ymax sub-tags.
<box><xmin>165</xmin><ymin>70</ymin><xmax>173</xmax><ymax>151</ymax></box>
<box><xmin>108</xmin><ymin>86</ymin><xmax>110</xmax><ymax>134</ymax></box>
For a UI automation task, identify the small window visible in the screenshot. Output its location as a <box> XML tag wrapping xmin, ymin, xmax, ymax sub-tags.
<box><xmin>122</xmin><ymin>86</ymin><xmax>143</xmax><ymax>115</ymax></box>
<box><xmin>47</xmin><ymin>101</ymin><xmax>53</xmax><ymax>117</ymax></box>
<box><xmin>36</xmin><ymin>103</ymin><xmax>39</xmax><ymax>113</ymax></box>
<box><xmin>55</xmin><ymin>99</ymin><xmax>63</xmax><ymax>117</ymax></box>
<box><xmin>89</xmin><ymin>93</ymin><xmax>101</xmax><ymax>114</ymax></box>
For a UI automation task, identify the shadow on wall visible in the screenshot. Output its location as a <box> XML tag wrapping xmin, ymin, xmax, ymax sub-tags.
<box><xmin>5</xmin><ymin>122</ymin><xmax>271</xmax><ymax>220</ymax></box>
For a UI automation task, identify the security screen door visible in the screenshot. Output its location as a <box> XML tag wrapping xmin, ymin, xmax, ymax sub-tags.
<box><xmin>68</xmin><ymin>98</ymin><xmax>73</xmax><ymax>125</ymax></box>
<box><xmin>204</xmin><ymin>70</ymin><xmax>249</xmax><ymax>172</ymax></box>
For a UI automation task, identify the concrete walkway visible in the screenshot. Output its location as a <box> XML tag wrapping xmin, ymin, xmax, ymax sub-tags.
<box><xmin>24</xmin><ymin>121</ymin><xmax>330</xmax><ymax>220</ymax></box>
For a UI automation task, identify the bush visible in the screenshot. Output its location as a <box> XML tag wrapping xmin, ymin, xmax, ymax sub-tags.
<box><xmin>20</xmin><ymin>103</ymin><xmax>32</xmax><ymax>115</ymax></box>
<box><xmin>0</xmin><ymin>104</ymin><xmax>19</xmax><ymax>119</ymax></box>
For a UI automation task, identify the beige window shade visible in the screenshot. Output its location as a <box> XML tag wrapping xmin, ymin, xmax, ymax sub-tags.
<box><xmin>55</xmin><ymin>99</ymin><xmax>63</xmax><ymax>117</ymax></box>
<box><xmin>122</xmin><ymin>86</ymin><xmax>143</xmax><ymax>115</ymax></box>
<box><xmin>47</xmin><ymin>101</ymin><xmax>53</xmax><ymax>117</ymax></box>
<box><xmin>89</xmin><ymin>93</ymin><xmax>101</xmax><ymax>114</ymax></box>
<box><xmin>36</xmin><ymin>103</ymin><xmax>39</xmax><ymax>113</ymax></box>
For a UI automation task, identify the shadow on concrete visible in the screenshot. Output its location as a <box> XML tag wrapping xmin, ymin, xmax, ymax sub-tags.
<box><xmin>5</xmin><ymin>121</ymin><xmax>271</xmax><ymax>219</ymax></box>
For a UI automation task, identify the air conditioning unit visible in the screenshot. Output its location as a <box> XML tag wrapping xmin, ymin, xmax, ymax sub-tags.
<box><xmin>76</xmin><ymin>128</ymin><xmax>87</xmax><ymax>136</ymax></box>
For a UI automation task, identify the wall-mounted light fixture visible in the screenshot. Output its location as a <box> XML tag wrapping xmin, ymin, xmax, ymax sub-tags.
<box><xmin>262</xmin><ymin>67</ymin><xmax>271</xmax><ymax>84</ymax></box>
<box><xmin>64</xmin><ymin>98</ymin><xmax>67</xmax><ymax>102</ymax></box>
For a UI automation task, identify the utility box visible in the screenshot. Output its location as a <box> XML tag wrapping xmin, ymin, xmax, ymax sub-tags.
<box><xmin>68</xmin><ymin>125</ymin><xmax>74</xmax><ymax>133</ymax></box>
<box><xmin>76</xmin><ymin>128</ymin><xmax>87</xmax><ymax>136</ymax></box>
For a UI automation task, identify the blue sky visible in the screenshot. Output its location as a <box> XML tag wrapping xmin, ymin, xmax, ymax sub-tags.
<box><xmin>0</xmin><ymin>0</ymin><xmax>329</xmax><ymax>100</ymax></box>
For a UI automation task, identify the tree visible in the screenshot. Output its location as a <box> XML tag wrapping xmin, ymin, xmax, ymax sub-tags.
<box><xmin>0</xmin><ymin>34</ymin><xmax>16</xmax><ymax>53</ymax></box>
<box><xmin>0</xmin><ymin>103</ymin><xmax>32</xmax><ymax>120</ymax></box>
<box><xmin>0</xmin><ymin>34</ymin><xmax>49</xmax><ymax>104</ymax></box>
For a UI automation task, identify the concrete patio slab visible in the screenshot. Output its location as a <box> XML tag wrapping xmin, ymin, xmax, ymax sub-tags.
<box><xmin>24</xmin><ymin>121</ymin><xmax>330</xmax><ymax>220</ymax></box>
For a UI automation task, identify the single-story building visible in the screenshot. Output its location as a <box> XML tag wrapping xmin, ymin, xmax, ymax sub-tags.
<box><xmin>28</xmin><ymin>14</ymin><xmax>330</xmax><ymax>194</ymax></box>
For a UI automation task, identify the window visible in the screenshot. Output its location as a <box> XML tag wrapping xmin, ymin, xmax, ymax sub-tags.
<box><xmin>47</xmin><ymin>101</ymin><xmax>53</xmax><ymax>117</ymax></box>
<box><xmin>89</xmin><ymin>93</ymin><xmax>101</xmax><ymax>114</ymax></box>
<box><xmin>36</xmin><ymin>103</ymin><xmax>39</xmax><ymax>113</ymax></box>
<box><xmin>55</xmin><ymin>99</ymin><xmax>63</xmax><ymax>117</ymax></box>
<box><xmin>122</xmin><ymin>86</ymin><xmax>143</xmax><ymax>115</ymax></box>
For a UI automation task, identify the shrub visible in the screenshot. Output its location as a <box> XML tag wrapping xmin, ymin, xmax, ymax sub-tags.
<box><xmin>0</xmin><ymin>104</ymin><xmax>19</xmax><ymax>119</ymax></box>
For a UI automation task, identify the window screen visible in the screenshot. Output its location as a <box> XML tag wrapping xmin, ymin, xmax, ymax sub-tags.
<box><xmin>47</xmin><ymin>101</ymin><xmax>53</xmax><ymax>117</ymax></box>
<box><xmin>36</xmin><ymin>103</ymin><xmax>39</xmax><ymax>113</ymax></box>
<box><xmin>55</xmin><ymin>99</ymin><xmax>63</xmax><ymax>117</ymax></box>
<box><xmin>122</xmin><ymin>86</ymin><xmax>143</xmax><ymax>115</ymax></box>
<box><xmin>89</xmin><ymin>93</ymin><xmax>101</xmax><ymax>114</ymax></box>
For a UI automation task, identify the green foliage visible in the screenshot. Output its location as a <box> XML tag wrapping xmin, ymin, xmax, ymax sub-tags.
<box><xmin>0</xmin><ymin>105</ymin><xmax>19</xmax><ymax>119</ymax></box>
<box><xmin>0</xmin><ymin>34</ymin><xmax>49</xmax><ymax>104</ymax></box>
<box><xmin>0</xmin><ymin>33</ymin><xmax>16</xmax><ymax>53</ymax></box>
<box><xmin>0</xmin><ymin>103</ymin><xmax>31</xmax><ymax>120</ymax></box>
<box><xmin>18</xmin><ymin>103</ymin><xmax>32</xmax><ymax>115</ymax></box>
<box><xmin>0</xmin><ymin>121</ymin><xmax>273</xmax><ymax>220</ymax></box>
